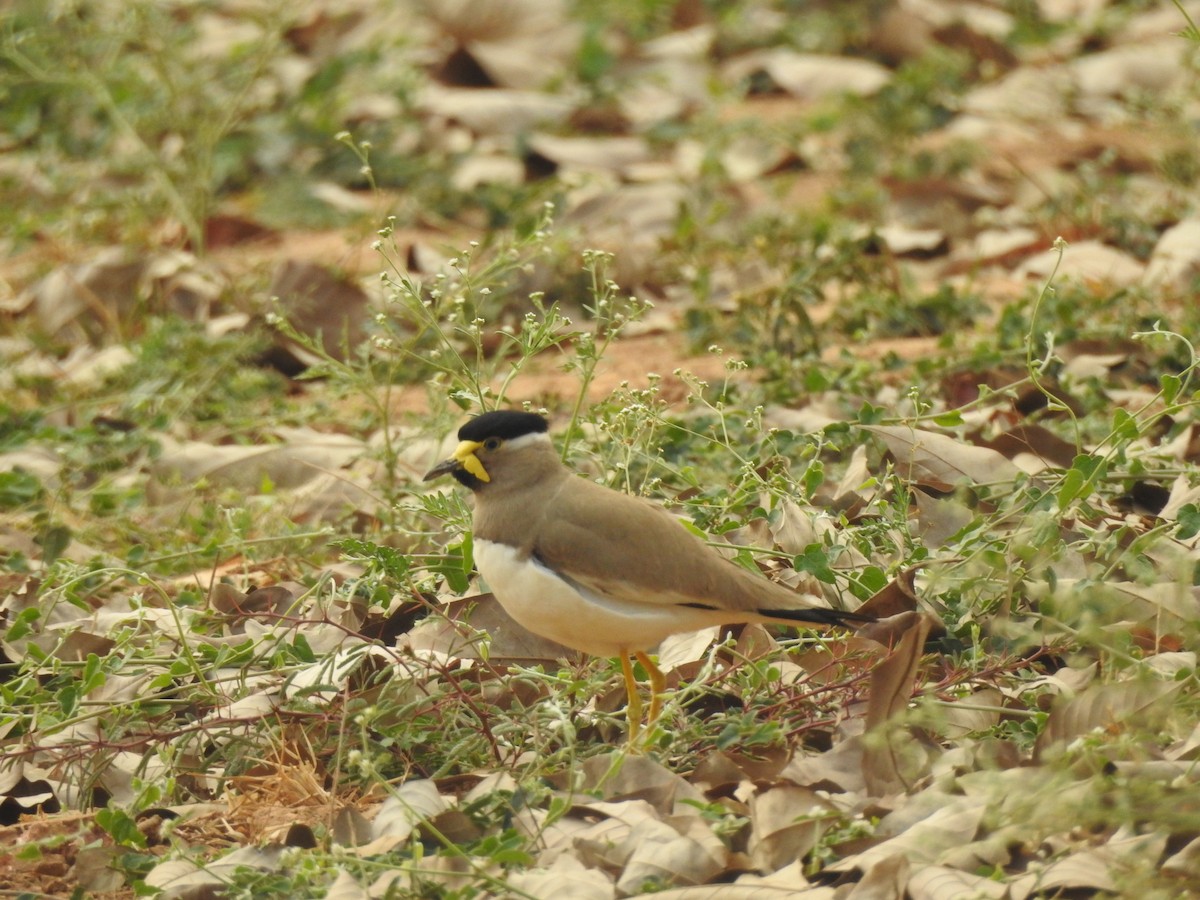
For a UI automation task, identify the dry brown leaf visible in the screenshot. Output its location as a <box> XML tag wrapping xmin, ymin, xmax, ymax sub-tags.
<box><xmin>935</xmin><ymin>819</ymin><xmax>1022</xmax><ymax>873</ymax></box>
<box><xmin>829</xmin><ymin>797</ymin><xmax>988</xmax><ymax>875</ymax></box>
<box><xmin>862</xmin><ymin>613</ymin><xmax>935</xmax><ymax>795</ymax></box>
<box><xmin>714</xmin><ymin>134</ymin><xmax>797</xmax><ymax>183</ymax></box>
<box><xmin>1159</xmin><ymin>473</ymin><xmax>1200</xmax><ymax>521</ymax></box>
<box><xmin>419</xmin><ymin>84</ymin><xmax>575</xmax><ymax>134</ymax></box>
<box><xmin>560</xmin><ymin>181</ymin><xmax>687</xmax><ymax>284</ymax></box>
<box><xmin>0</xmin><ymin>766</ymin><xmax>57</xmax><ymax>818</ymax></box>
<box><xmin>905</xmin><ymin>864</ymin><xmax>1005</xmax><ymax>900</ymax></box>
<box><xmin>283</xmin><ymin>644</ymin><xmax>392</xmax><ymax>702</ymax></box>
<box><xmin>726</xmin><ymin>50</ymin><xmax>891</xmax><ymax>99</ymax></box>
<box><xmin>981</xmin><ymin>423</ymin><xmax>1077</xmax><ymax>471</ymax></box>
<box><xmin>58</xmin><ymin>344</ymin><xmax>135</xmax><ymax>387</ymax></box>
<box><xmin>748</xmin><ymin>785</ymin><xmax>837</xmax><ymax>873</ymax></box>
<box><xmin>149</xmin><ymin>429</ymin><xmax>365</xmax><ymax>496</ymax></box>
<box><xmin>931</xmin><ymin>687</ymin><xmax>1004</xmax><ymax>740</ymax></box>
<box><xmin>856</xmin><ymin>569</ymin><xmax>920</xmax><ymax>622</ymax></box>
<box><xmin>911</xmin><ymin>490</ymin><xmax>974</xmax><ymax>547</ymax></box>
<box><xmin>1031</xmin><ymin>578</ymin><xmax>1200</xmax><ymax>625</ymax></box>
<box><xmin>559</xmin><ymin>804</ymin><xmax>648</xmax><ymax>872</ymax></box>
<box><xmin>657</xmin><ymin>626</ymin><xmax>720</xmax><ymax>670</ymax></box>
<box><xmin>19</xmin><ymin>247</ymin><xmax>143</xmax><ymax>337</ymax></box>
<box><xmin>618</xmin><ymin>56</ymin><xmax>710</xmax><ymax>128</ymax></box>
<box><xmin>266</xmin><ymin>259</ymin><xmax>369</xmax><ymax>367</ymax></box>
<box><xmin>580</xmin><ymin>752</ymin><xmax>704</xmax><ymax>814</ymax></box>
<box><xmin>404</xmin><ymin>592</ymin><xmax>583</xmax><ymax>662</ymax></box>
<box><xmin>1035</xmin><ymin>677</ymin><xmax>1182</xmax><ymax>758</ymax></box>
<box><xmin>959</xmin><ymin>65</ymin><xmax>1073</xmax><ymax>120</ymax></box>
<box><xmin>370</xmin><ymin>780</ymin><xmax>449</xmax><ymax>845</ymax></box>
<box><xmin>1070</xmin><ymin>39</ymin><xmax>1186</xmax><ymax>99</ymax></box>
<box><xmin>875</xmin><ymin>224</ymin><xmax>947</xmax><ymax>257</ymax></box>
<box><xmin>864</xmin><ymin>425</ymin><xmax>1021</xmax><ymax>491</ymax></box>
<box><xmin>1008</xmin><ymin>850</ymin><xmax>1118</xmax><ymax>898</ymax></box>
<box><xmin>526</xmin><ymin>134</ymin><xmax>653</xmax><ymax>174</ymax></box>
<box><xmin>145</xmin><ymin>844</ymin><xmax>286</xmax><ymax>898</ymax></box>
<box><xmin>427</xmin><ymin>0</ymin><xmax>581</xmax><ymax>90</ymax></box>
<box><xmin>1166</xmin><ymin>714</ymin><xmax>1200</xmax><ymax>761</ymax></box>
<box><xmin>322</xmin><ymin>868</ymin><xmax>371</xmax><ymax>900</ymax></box>
<box><xmin>0</xmin><ymin>447</ymin><xmax>62</xmax><ymax>488</ymax></box>
<box><xmin>845</xmin><ymin>851</ymin><xmax>908</xmax><ymax>899</ymax></box>
<box><xmin>452</xmin><ymin>153</ymin><xmax>525</xmax><ymax>190</ymax></box>
<box><xmin>1016</xmin><ymin>240</ymin><xmax>1145</xmax><ymax>289</ymax></box>
<box><xmin>779</xmin><ymin>739</ymin><xmax>867</xmax><ymax>794</ymax></box>
<box><xmin>826</xmin><ymin>444</ymin><xmax>875</xmax><ymax>511</ymax></box>
<box><xmin>650</xmin><ymin>884</ymin><xmax>833</xmax><ymax>899</ymax></box>
<box><xmin>507</xmin><ymin>855</ymin><xmax>616</xmax><ymax>900</ymax></box>
<box><xmin>73</xmin><ymin>845</ymin><xmax>124</xmax><ymax>893</ymax></box>
<box><xmin>616</xmin><ymin>816</ymin><xmax>726</xmax><ymax>893</ymax></box>
<box><xmin>1144</xmin><ymin>218</ymin><xmax>1200</xmax><ymax>293</ymax></box>
<box><xmin>1162</xmin><ymin>835</ymin><xmax>1200</xmax><ymax>878</ymax></box>
<box><xmin>331</xmin><ymin>805</ymin><xmax>373</xmax><ymax>849</ymax></box>
<box><xmin>767</xmin><ymin>500</ymin><xmax>817</xmax><ymax>557</ymax></box>
<box><xmin>368</xmin><ymin>853</ymin><xmax>491</xmax><ymax>896</ymax></box>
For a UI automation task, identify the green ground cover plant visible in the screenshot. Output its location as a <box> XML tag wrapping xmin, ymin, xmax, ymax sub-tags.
<box><xmin>1</xmin><ymin>0</ymin><xmax>1199</xmax><ymax>897</ymax></box>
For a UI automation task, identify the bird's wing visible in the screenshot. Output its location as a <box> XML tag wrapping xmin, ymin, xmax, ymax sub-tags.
<box><xmin>531</xmin><ymin>477</ymin><xmax>829</xmax><ymax>617</ymax></box>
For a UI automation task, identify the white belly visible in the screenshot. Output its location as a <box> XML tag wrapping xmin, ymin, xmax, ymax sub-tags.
<box><xmin>474</xmin><ymin>539</ymin><xmax>719</xmax><ymax>658</ymax></box>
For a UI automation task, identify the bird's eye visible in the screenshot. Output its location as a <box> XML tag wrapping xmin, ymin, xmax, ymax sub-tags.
<box><xmin>483</xmin><ymin>437</ymin><xmax>501</xmax><ymax>451</ymax></box>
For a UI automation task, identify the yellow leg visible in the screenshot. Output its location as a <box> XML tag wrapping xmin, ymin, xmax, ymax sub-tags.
<box><xmin>619</xmin><ymin>653</ymin><xmax>642</xmax><ymax>745</ymax></box>
<box><xmin>635</xmin><ymin>651</ymin><xmax>666</xmax><ymax>730</ymax></box>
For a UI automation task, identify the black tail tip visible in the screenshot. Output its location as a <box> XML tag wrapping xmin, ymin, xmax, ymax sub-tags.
<box><xmin>759</xmin><ymin>606</ymin><xmax>874</xmax><ymax>627</ymax></box>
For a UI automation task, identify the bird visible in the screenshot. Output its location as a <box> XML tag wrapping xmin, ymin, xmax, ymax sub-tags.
<box><xmin>423</xmin><ymin>409</ymin><xmax>869</xmax><ymax>742</ymax></box>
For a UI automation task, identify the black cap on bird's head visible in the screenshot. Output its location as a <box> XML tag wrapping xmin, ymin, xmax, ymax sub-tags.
<box><xmin>457</xmin><ymin>410</ymin><xmax>548</xmax><ymax>443</ymax></box>
<box><xmin>423</xmin><ymin>410</ymin><xmax>550</xmax><ymax>490</ymax></box>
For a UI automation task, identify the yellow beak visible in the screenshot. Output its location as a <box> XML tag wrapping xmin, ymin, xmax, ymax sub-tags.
<box><xmin>423</xmin><ymin>440</ymin><xmax>490</xmax><ymax>483</ymax></box>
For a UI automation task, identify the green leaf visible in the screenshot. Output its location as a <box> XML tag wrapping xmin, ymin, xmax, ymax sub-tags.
<box><xmin>81</xmin><ymin>653</ymin><xmax>106</xmax><ymax>694</ymax></box>
<box><xmin>1160</xmin><ymin>373</ymin><xmax>1182</xmax><ymax>405</ymax></box>
<box><xmin>0</xmin><ymin>469</ymin><xmax>43</xmax><ymax>508</ymax></box>
<box><xmin>57</xmin><ymin>683</ymin><xmax>79</xmax><ymax>716</ymax></box>
<box><xmin>794</xmin><ymin>544</ymin><xmax>837</xmax><ymax>584</ymax></box>
<box><xmin>36</xmin><ymin>525</ymin><xmax>72</xmax><ymax>565</ymax></box>
<box><xmin>800</xmin><ymin>460</ymin><xmax>825</xmax><ymax>498</ymax></box>
<box><xmin>5</xmin><ymin>607</ymin><xmax>41</xmax><ymax>642</ymax></box>
<box><xmin>1177</xmin><ymin>504</ymin><xmax>1200</xmax><ymax>540</ymax></box>
<box><xmin>933</xmin><ymin>409</ymin><xmax>964</xmax><ymax>427</ymax></box>
<box><xmin>857</xmin><ymin>565</ymin><xmax>889</xmax><ymax>594</ymax></box>
<box><xmin>1057</xmin><ymin>467</ymin><xmax>1086</xmax><ymax>509</ymax></box>
<box><xmin>335</xmin><ymin>538</ymin><xmax>410</xmax><ymax>580</ymax></box>
<box><xmin>96</xmin><ymin>807</ymin><xmax>148</xmax><ymax>849</ymax></box>
<box><xmin>1111</xmin><ymin>407</ymin><xmax>1140</xmax><ymax>442</ymax></box>
<box><xmin>289</xmin><ymin>633</ymin><xmax>316</xmax><ymax>664</ymax></box>
<box><xmin>856</xmin><ymin>402</ymin><xmax>885</xmax><ymax>425</ymax></box>
<box><xmin>431</xmin><ymin>538</ymin><xmax>474</xmax><ymax>594</ymax></box>
<box><xmin>1058</xmin><ymin>454</ymin><xmax>1104</xmax><ymax>509</ymax></box>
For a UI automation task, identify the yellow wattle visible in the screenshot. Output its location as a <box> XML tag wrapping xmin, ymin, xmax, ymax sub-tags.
<box><xmin>453</xmin><ymin>440</ymin><xmax>490</xmax><ymax>482</ymax></box>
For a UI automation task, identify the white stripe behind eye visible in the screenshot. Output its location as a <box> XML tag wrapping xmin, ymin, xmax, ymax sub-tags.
<box><xmin>506</xmin><ymin>432</ymin><xmax>552</xmax><ymax>450</ymax></box>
